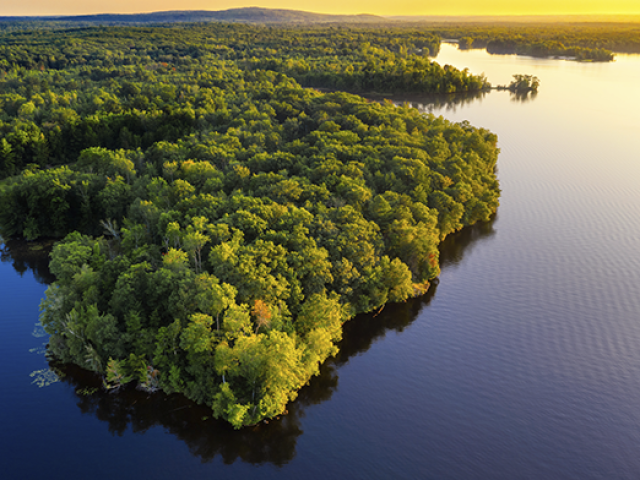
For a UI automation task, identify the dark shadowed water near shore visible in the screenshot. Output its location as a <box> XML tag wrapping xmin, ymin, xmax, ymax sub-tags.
<box><xmin>2</xmin><ymin>43</ymin><xmax>640</xmax><ymax>479</ymax></box>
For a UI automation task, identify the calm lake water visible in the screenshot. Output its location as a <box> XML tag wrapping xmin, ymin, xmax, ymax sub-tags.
<box><xmin>2</xmin><ymin>43</ymin><xmax>640</xmax><ymax>479</ymax></box>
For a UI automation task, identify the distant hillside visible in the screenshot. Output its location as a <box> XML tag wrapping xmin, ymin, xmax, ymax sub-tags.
<box><xmin>0</xmin><ymin>7</ymin><xmax>384</xmax><ymax>24</ymax></box>
<box><xmin>2</xmin><ymin>10</ymin><xmax>639</xmax><ymax>26</ymax></box>
<box><xmin>386</xmin><ymin>14</ymin><xmax>640</xmax><ymax>24</ymax></box>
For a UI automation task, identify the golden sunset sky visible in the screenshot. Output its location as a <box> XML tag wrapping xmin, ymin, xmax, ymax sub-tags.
<box><xmin>1</xmin><ymin>0</ymin><xmax>639</xmax><ymax>17</ymax></box>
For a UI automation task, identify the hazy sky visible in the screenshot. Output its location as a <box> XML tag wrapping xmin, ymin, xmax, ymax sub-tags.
<box><xmin>2</xmin><ymin>0</ymin><xmax>639</xmax><ymax>17</ymax></box>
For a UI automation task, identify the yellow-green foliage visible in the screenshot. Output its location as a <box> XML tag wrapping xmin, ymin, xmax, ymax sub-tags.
<box><xmin>0</xmin><ymin>24</ymin><xmax>500</xmax><ymax>428</ymax></box>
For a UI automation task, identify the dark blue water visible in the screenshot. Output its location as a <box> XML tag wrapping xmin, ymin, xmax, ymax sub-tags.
<box><xmin>2</xmin><ymin>44</ymin><xmax>640</xmax><ymax>479</ymax></box>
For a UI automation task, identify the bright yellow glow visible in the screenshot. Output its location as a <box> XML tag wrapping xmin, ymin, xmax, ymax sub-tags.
<box><xmin>2</xmin><ymin>1</ymin><xmax>640</xmax><ymax>17</ymax></box>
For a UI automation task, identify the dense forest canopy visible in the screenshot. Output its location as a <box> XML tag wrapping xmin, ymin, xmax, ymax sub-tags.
<box><xmin>426</xmin><ymin>23</ymin><xmax>640</xmax><ymax>60</ymax></box>
<box><xmin>0</xmin><ymin>24</ymin><xmax>500</xmax><ymax>428</ymax></box>
<box><xmin>0</xmin><ymin>24</ymin><xmax>490</xmax><ymax>177</ymax></box>
<box><xmin>2</xmin><ymin>9</ymin><xmax>638</xmax><ymax>61</ymax></box>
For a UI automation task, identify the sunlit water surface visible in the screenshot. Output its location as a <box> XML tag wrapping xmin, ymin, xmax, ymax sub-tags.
<box><xmin>2</xmin><ymin>43</ymin><xmax>640</xmax><ymax>479</ymax></box>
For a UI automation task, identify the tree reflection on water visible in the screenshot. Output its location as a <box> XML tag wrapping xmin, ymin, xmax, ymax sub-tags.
<box><xmin>6</xmin><ymin>209</ymin><xmax>496</xmax><ymax>466</ymax></box>
<box><xmin>366</xmin><ymin>89</ymin><xmax>489</xmax><ymax>114</ymax></box>
<box><xmin>509</xmin><ymin>90</ymin><xmax>538</xmax><ymax>103</ymax></box>
<box><xmin>367</xmin><ymin>89</ymin><xmax>538</xmax><ymax>112</ymax></box>
<box><xmin>0</xmin><ymin>238</ymin><xmax>56</xmax><ymax>284</ymax></box>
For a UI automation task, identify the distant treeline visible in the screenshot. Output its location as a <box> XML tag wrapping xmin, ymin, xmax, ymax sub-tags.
<box><xmin>428</xmin><ymin>23</ymin><xmax>640</xmax><ymax>60</ymax></box>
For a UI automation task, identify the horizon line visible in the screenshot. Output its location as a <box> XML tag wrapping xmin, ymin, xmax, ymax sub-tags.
<box><xmin>2</xmin><ymin>8</ymin><xmax>640</xmax><ymax>19</ymax></box>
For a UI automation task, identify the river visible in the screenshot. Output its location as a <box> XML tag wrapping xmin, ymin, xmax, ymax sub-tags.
<box><xmin>2</xmin><ymin>42</ymin><xmax>640</xmax><ymax>479</ymax></box>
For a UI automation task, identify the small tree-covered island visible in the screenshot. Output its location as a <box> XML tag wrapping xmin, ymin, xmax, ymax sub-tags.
<box><xmin>0</xmin><ymin>24</ymin><xmax>500</xmax><ymax>428</ymax></box>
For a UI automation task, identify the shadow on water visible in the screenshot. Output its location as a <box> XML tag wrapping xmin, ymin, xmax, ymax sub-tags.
<box><xmin>0</xmin><ymin>238</ymin><xmax>56</xmax><ymax>284</ymax></box>
<box><xmin>318</xmin><ymin>87</ymin><xmax>489</xmax><ymax>114</ymax></box>
<box><xmin>438</xmin><ymin>214</ymin><xmax>498</xmax><ymax>269</ymax></box>
<box><xmin>51</xmin><ymin>362</ymin><xmax>312</xmax><ymax>466</ymax></box>
<box><xmin>10</xmin><ymin>217</ymin><xmax>497</xmax><ymax>466</ymax></box>
<box><xmin>336</xmin><ymin>215</ymin><xmax>496</xmax><ymax>367</ymax></box>
<box><xmin>371</xmin><ymin>89</ymin><xmax>537</xmax><ymax>113</ymax></box>
<box><xmin>46</xmin><ymin>291</ymin><xmax>439</xmax><ymax>467</ymax></box>
<box><xmin>403</xmin><ymin>90</ymin><xmax>490</xmax><ymax>114</ymax></box>
<box><xmin>366</xmin><ymin>90</ymin><xmax>490</xmax><ymax>114</ymax></box>
<box><xmin>509</xmin><ymin>90</ymin><xmax>538</xmax><ymax>103</ymax></box>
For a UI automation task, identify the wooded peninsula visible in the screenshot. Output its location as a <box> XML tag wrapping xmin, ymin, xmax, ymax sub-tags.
<box><xmin>0</xmin><ymin>23</ymin><xmax>500</xmax><ymax>428</ymax></box>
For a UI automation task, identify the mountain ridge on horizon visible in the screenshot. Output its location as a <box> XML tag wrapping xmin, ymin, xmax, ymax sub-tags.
<box><xmin>0</xmin><ymin>7</ymin><xmax>384</xmax><ymax>24</ymax></box>
<box><xmin>2</xmin><ymin>7</ymin><xmax>639</xmax><ymax>25</ymax></box>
